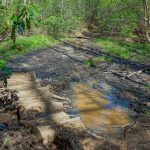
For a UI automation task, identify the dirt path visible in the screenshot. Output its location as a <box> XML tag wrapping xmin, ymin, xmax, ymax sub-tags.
<box><xmin>7</xmin><ymin>36</ymin><xmax>150</xmax><ymax>112</ymax></box>
<box><xmin>6</xmin><ymin>36</ymin><xmax>150</xmax><ymax>149</ymax></box>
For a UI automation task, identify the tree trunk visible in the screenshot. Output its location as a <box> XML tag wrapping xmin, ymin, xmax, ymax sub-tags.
<box><xmin>143</xmin><ymin>0</ymin><xmax>150</xmax><ymax>42</ymax></box>
<box><xmin>61</xmin><ymin>0</ymin><xmax>64</xmax><ymax>14</ymax></box>
<box><xmin>24</xmin><ymin>0</ymin><xmax>27</xmax><ymax>5</ymax></box>
<box><xmin>2</xmin><ymin>0</ymin><xmax>7</xmax><ymax>7</ymax></box>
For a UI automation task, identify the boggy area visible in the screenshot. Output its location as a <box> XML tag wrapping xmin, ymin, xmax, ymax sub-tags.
<box><xmin>0</xmin><ymin>108</ymin><xmax>46</xmax><ymax>150</ymax></box>
<box><xmin>6</xmin><ymin>37</ymin><xmax>150</xmax><ymax>149</ymax></box>
<box><xmin>73</xmin><ymin>83</ymin><xmax>130</xmax><ymax>132</ymax></box>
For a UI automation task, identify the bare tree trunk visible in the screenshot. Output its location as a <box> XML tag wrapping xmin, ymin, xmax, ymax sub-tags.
<box><xmin>143</xmin><ymin>0</ymin><xmax>150</xmax><ymax>42</ymax></box>
<box><xmin>2</xmin><ymin>0</ymin><xmax>7</xmax><ymax>7</ymax></box>
<box><xmin>24</xmin><ymin>0</ymin><xmax>27</xmax><ymax>5</ymax></box>
<box><xmin>61</xmin><ymin>0</ymin><xmax>64</xmax><ymax>14</ymax></box>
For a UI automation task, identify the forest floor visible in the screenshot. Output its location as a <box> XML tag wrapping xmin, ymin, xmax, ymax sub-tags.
<box><xmin>0</xmin><ymin>33</ymin><xmax>150</xmax><ymax>150</ymax></box>
<box><xmin>0</xmin><ymin>108</ymin><xmax>46</xmax><ymax>150</ymax></box>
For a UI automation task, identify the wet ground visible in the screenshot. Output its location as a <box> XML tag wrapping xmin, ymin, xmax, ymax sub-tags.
<box><xmin>73</xmin><ymin>83</ymin><xmax>130</xmax><ymax>131</ymax></box>
<box><xmin>6</xmin><ymin>36</ymin><xmax>150</xmax><ymax>149</ymax></box>
<box><xmin>0</xmin><ymin>110</ymin><xmax>46</xmax><ymax>150</ymax></box>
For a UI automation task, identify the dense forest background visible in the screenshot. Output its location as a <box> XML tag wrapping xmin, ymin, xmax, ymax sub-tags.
<box><xmin>0</xmin><ymin>0</ymin><xmax>150</xmax><ymax>42</ymax></box>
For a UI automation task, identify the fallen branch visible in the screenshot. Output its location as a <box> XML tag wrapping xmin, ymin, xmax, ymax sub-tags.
<box><xmin>51</xmin><ymin>93</ymin><xmax>71</xmax><ymax>101</ymax></box>
<box><xmin>85</xmin><ymin>129</ymin><xmax>105</xmax><ymax>140</ymax></box>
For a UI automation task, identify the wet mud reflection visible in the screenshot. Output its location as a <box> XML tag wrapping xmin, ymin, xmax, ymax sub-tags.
<box><xmin>73</xmin><ymin>83</ymin><xmax>131</xmax><ymax>133</ymax></box>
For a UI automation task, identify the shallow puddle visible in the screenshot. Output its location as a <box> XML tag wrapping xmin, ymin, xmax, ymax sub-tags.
<box><xmin>73</xmin><ymin>82</ymin><xmax>131</xmax><ymax>134</ymax></box>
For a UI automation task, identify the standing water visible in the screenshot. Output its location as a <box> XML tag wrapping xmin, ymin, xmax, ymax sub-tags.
<box><xmin>72</xmin><ymin>81</ymin><xmax>131</xmax><ymax>136</ymax></box>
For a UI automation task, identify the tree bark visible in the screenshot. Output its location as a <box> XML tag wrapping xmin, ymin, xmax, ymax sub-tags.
<box><xmin>2</xmin><ymin>0</ymin><xmax>7</xmax><ymax>7</ymax></box>
<box><xmin>143</xmin><ymin>0</ymin><xmax>150</xmax><ymax>42</ymax></box>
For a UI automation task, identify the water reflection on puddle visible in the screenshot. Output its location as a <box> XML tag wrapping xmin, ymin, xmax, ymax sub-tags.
<box><xmin>73</xmin><ymin>82</ymin><xmax>131</xmax><ymax>134</ymax></box>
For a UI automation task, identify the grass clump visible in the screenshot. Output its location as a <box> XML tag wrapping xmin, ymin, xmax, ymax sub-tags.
<box><xmin>85</xmin><ymin>58</ymin><xmax>95</xmax><ymax>67</ymax></box>
<box><xmin>0</xmin><ymin>35</ymin><xmax>59</xmax><ymax>61</ymax></box>
<box><xmin>95</xmin><ymin>38</ymin><xmax>150</xmax><ymax>63</ymax></box>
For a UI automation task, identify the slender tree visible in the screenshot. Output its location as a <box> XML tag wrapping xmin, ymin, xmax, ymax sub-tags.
<box><xmin>143</xmin><ymin>0</ymin><xmax>150</xmax><ymax>42</ymax></box>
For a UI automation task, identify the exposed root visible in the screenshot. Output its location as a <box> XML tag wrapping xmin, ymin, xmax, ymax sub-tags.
<box><xmin>122</xmin><ymin>121</ymin><xmax>137</xmax><ymax>138</ymax></box>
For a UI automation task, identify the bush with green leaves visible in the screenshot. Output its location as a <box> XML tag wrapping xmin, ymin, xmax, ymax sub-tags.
<box><xmin>96</xmin><ymin>0</ymin><xmax>143</xmax><ymax>38</ymax></box>
<box><xmin>85</xmin><ymin>58</ymin><xmax>95</xmax><ymax>67</ymax></box>
<box><xmin>10</xmin><ymin>4</ymin><xmax>40</xmax><ymax>44</ymax></box>
<box><xmin>0</xmin><ymin>60</ymin><xmax>12</xmax><ymax>88</ymax></box>
<box><xmin>0</xmin><ymin>0</ymin><xmax>150</xmax><ymax>41</ymax></box>
<box><xmin>0</xmin><ymin>1</ymin><xmax>40</xmax><ymax>44</ymax></box>
<box><xmin>44</xmin><ymin>15</ymin><xmax>82</xmax><ymax>37</ymax></box>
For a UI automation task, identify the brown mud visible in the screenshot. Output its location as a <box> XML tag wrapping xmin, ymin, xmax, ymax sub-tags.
<box><xmin>2</xmin><ymin>34</ymin><xmax>150</xmax><ymax>149</ymax></box>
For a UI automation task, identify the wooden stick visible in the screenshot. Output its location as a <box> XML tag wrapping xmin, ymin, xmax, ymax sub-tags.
<box><xmin>51</xmin><ymin>93</ymin><xmax>71</xmax><ymax>101</ymax></box>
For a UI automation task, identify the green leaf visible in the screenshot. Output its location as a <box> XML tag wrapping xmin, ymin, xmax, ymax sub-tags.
<box><xmin>0</xmin><ymin>60</ymin><xmax>6</xmax><ymax>68</ymax></box>
<box><xmin>85</xmin><ymin>58</ymin><xmax>95</xmax><ymax>67</ymax></box>
<box><xmin>2</xmin><ymin>66</ymin><xmax>12</xmax><ymax>77</ymax></box>
<box><xmin>18</xmin><ymin>20</ymin><xmax>25</xmax><ymax>34</ymax></box>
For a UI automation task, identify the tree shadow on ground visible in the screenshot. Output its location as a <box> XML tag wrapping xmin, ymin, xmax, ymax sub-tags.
<box><xmin>16</xmin><ymin>75</ymin><xmax>126</xmax><ymax>150</ymax></box>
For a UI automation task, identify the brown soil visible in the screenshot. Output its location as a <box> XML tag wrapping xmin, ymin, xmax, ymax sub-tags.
<box><xmin>0</xmin><ymin>109</ymin><xmax>46</xmax><ymax>150</ymax></box>
<box><xmin>3</xmin><ymin>36</ymin><xmax>150</xmax><ymax>150</ymax></box>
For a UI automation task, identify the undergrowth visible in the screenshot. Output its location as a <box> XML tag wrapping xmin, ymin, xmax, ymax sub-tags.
<box><xmin>0</xmin><ymin>35</ymin><xmax>59</xmax><ymax>60</ymax></box>
<box><xmin>95</xmin><ymin>38</ymin><xmax>150</xmax><ymax>63</ymax></box>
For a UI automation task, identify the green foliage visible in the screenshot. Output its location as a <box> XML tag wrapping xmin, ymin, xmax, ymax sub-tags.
<box><xmin>0</xmin><ymin>5</ymin><xmax>12</xmax><ymax>39</ymax></box>
<box><xmin>85</xmin><ymin>58</ymin><xmax>95</xmax><ymax>67</ymax></box>
<box><xmin>105</xmin><ymin>56</ymin><xmax>113</xmax><ymax>62</ymax></box>
<box><xmin>96</xmin><ymin>0</ymin><xmax>142</xmax><ymax>37</ymax></box>
<box><xmin>41</xmin><ymin>0</ymin><xmax>84</xmax><ymax>37</ymax></box>
<box><xmin>97</xmin><ymin>56</ymin><xmax>106</xmax><ymax>62</ymax></box>
<box><xmin>97</xmin><ymin>56</ymin><xmax>113</xmax><ymax>62</ymax></box>
<box><xmin>0</xmin><ymin>60</ymin><xmax>12</xmax><ymax>88</ymax></box>
<box><xmin>0</xmin><ymin>1</ymin><xmax>41</xmax><ymax>44</ymax></box>
<box><xmin>0</xmin><ymin>35</ymin><xmax>59</xmax><ymax>60</ymax></box>
<box><xmin>10</xmin><ymin>4</ymin><xmax>40</xmax><ymax>44</ymax></box>
<box><xmin>0</xmin><ymin>0</ymin><xmax>149</xmax><ymax>45</ymax></box>
<box><xmin>45</xmin><ymin>15</ymin><xmax>82</xmax><ymax>37</ymax></box>
<box><xmin>144</xmin><ymin>110</ymin><xmax>150</xmax><ymax>117</ymax></box>
<box><xmin>96</xmin><ymin>38</ymin><xmax>150</xmax><ymax>62</ymax></box>
<box><xmin>0</xmin><ymin>60</ymin><xmax>6</xmax><ymax>68</ymax></box>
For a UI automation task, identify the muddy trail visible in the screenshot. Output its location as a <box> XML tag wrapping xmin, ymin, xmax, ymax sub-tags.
<box><xmin>5</xmin><ymin>36</ymin><xmax>150</xmax><ymax>149</ymax></box>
